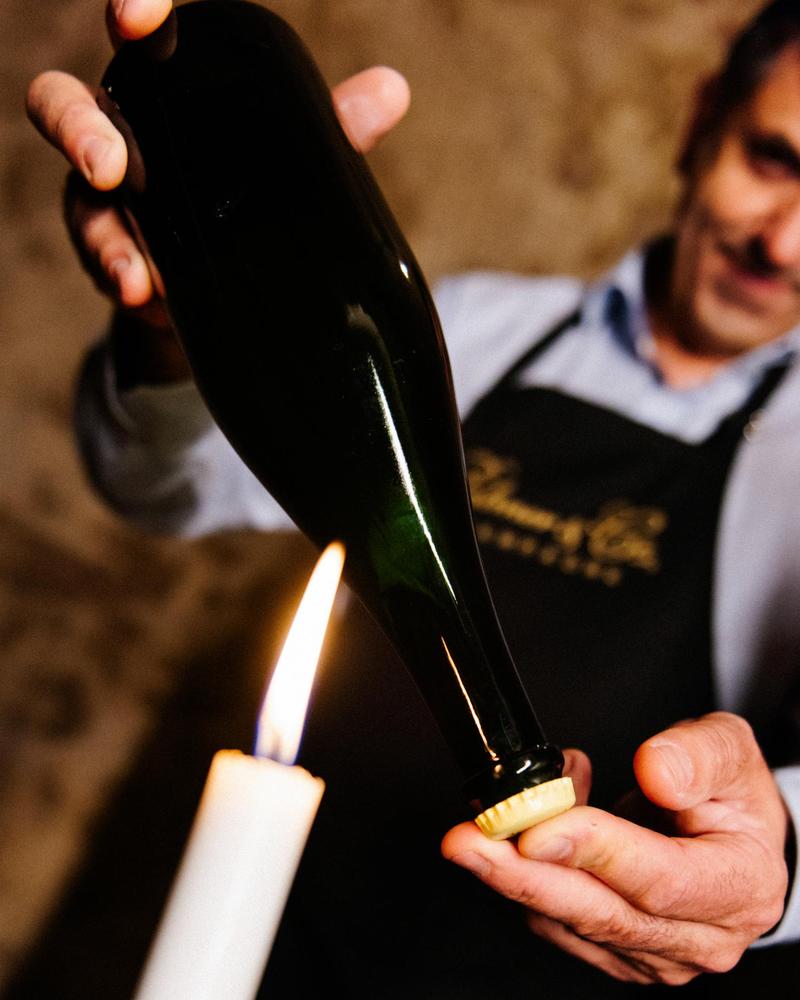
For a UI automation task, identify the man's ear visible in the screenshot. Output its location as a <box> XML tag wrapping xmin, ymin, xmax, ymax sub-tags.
<box><xmin>677</xmin><ymin>74</ymin><xmax>721</xmax><ymax>177</ymax></box>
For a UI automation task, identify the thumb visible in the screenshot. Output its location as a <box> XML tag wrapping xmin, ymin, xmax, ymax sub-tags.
<box><xmin>107</xmin><ymin>0</ymin><xmax>173</xmax><ymax>47</ymax></box>
<box><xmin>633</xmin><ymin>712</ymin><xmax>765</xmax><ymax>812</ymax></box>
<box><xmin>332</xmin><ymin>67</ymin><xmax>410</xmax><ymax>153</ymax></box>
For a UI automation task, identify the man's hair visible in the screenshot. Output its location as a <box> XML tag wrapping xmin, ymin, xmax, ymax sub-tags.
<box><xmin>679</xmin><ymin>1</ymin><xmax>800</xmax><ymax>173</ymax></box>
<box><xmin>713</xmin><ymin>0</ymin><xmax>800</xmax><ymax>120</ymax></box>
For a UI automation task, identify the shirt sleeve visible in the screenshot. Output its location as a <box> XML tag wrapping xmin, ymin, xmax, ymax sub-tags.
<box><xmin>75</xmin><ymin>340</ymin><xmax>293</xmax><ymax>536</ymax></box>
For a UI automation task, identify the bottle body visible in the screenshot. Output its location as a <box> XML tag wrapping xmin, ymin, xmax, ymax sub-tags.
<box><xmin>102</xmin><ymin>0</ymin><xmax>564</xmax><ymax>810</ymax></box>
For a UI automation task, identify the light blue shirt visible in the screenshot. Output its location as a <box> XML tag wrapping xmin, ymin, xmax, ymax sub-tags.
<box><xmin>514</xmin><ymin>247</ymin><xmax>800</xmax><ymax>442</ymax></box>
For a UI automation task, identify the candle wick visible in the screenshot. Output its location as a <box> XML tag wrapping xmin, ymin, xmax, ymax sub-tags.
<box><xmin>253</xmin><ymin>720</ymin><xmax>295</xmax><ymax>766</ymax></box>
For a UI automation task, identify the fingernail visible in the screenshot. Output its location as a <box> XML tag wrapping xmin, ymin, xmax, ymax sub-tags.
<box><xmin>450</xmin><ymin>852</ymin><xmax>491</xmax><ymax>878</ymax></box>
<box><xmin>113</xmin><ymin>0</ymin><xmax>127</xmax><ymax>18</ymax></box>
<box><xmin>82</xmin><ymin>137</ymin><xmax>112</xmax><ymax>183</ymax></box>
<box><xmin>527</xmin><ymin>836</ymin><xmax>573</xmax><ymax>863</ymax></box>
<box><xmin>649</xmin><ymin>739</ymin><xmax>694</xmax><ymax>791</ymax></box>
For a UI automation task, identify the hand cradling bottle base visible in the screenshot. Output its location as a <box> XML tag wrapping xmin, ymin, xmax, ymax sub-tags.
<box><xmin>101</xmin><ymin>0</ymin><xmax>574</xmax><ymax>837</ymax></box>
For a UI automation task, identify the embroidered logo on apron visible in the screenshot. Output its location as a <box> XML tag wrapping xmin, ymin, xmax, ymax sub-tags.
<box><xmin>467</xmin><ymin>448</ymin><xmax>667</xmax><ymax>586</ymax></box>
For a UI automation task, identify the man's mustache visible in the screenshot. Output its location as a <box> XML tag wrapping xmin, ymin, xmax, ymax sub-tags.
<box><xmin>720</xmin><ymin>236</ymin><xmax>800</xmax><ymax>292</ymax></box>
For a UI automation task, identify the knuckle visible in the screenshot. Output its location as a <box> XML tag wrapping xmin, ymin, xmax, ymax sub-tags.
<box><xmin>506</xmin><ymin>885</ymin><xmax>537</xmax><ymax>908</ymax></box>
<box><xmin>633</xmin><ymin>845</ymin><xmax>698</xmax><ymax>914</ymax></box>
<box><xmin>725</xmin><ymin>712</ymin><xmax>754</xmax><ymax>738</ymax></box>
<box><xmin>747</xmin><ymin>897</ymin><xmax>786</xmax><ymax>938</ymax></box>
<box><xmin>638</xmin><ymin>872</ymin><xmax>693</xmax><ymax>915</ymax></box>
<box><xmin>569</xmin><ymin>901</ymin><xmax>616</xmax><ymax>941</ymax></box>
<box><xmin>574</xmin><ymin>905</ymin><xmax>659</xmax><ymax>950</ymax></box>
<box><xmin>735</xmin><ymin>850</ymin><xmax>788</xmax><ymax>936</ymax></box>
<box><xmin>697</xmin><ymin>713</ymin><xmax>759</xmax><ymax>789</ymax></box>
<box><xmin>653</xmin><ymin>967</ymin><xmax>698</xmax><ymax>986</ymax></box>
<box><xmin>605</xmin><ymin>962</ymin><xmax>649</xmax><ymax>984</ymax></box>
<box><xmin>55</xmin><ymin>101</ymin><xmax>90</xmax><ymax>148</ymax></box>
<box><xmin>698</xmin><ymin>947</ymin><xmax>743</xmax><ymax>976</ymax></box>
<box><xmin>765</xmin><ymin>894</ymin><xmax>788</xmax><ymax>932</ymax></box>
<box><xmin>707</xmin><ymin>712</ymin><xmax>756</xmax><ymax>753</ymax></box>
<box><xmin>747</xmin><ymin>866</ymin><xmax>788</xmax><ymax>933</ymax></box>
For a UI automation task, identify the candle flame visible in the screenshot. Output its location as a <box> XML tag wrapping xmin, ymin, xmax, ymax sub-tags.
<box><xmin>255</xmin><ymin>542</ymin><xmax>345</xmax><ymax>765</ymax></box>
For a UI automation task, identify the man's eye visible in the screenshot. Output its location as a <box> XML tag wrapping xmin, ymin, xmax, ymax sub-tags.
<box><xmin>746</xmin><ymin>139</ymin><xmax>800</xmax><ymax>180</ymax></box>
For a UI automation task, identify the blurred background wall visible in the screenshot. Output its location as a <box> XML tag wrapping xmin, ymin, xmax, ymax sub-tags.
<box><xmin>0</xmin><ymin>0</ymin><xmax>763</xmax><ymax>991</ymax></box>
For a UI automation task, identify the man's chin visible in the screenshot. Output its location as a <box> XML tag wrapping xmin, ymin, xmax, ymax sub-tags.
<box><xmin>691</xmin><ymin>292</ymin><xmax>795</xmax><ymax>355</ymax></box>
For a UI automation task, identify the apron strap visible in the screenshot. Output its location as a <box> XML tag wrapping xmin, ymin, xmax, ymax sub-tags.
<box><xmin>497</xmin><ymin>307</ymin><xmax>582</xmax><ymax>389</ymax></box>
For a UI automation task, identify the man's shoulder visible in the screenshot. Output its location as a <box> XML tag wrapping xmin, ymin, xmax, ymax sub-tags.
<box><xmin>434</xmin><ymin>270</ymin><xmax>583</xmax><ymax>335</ymax></box>
<box><xmin>433</xmin><ymin>270</ymin><xmax>584</xmax><ymax>417</ymax></box>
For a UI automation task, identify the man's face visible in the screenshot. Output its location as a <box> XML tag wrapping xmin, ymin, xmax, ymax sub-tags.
<box><xmin>672</xmin><ymin>42</ymin><xmax>800</xmax><ymax>356</ymax></box>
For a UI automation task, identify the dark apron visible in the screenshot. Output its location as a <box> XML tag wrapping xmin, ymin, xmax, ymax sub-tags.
<box><xmin>258</xmin><ymin>312</ymin><xmax>795</xmax><ymax>998</ymax></box>
<box><xmin>461</xmin><ymin>310</ymin><xmax>786</xmax><ymax>806</ymax></box>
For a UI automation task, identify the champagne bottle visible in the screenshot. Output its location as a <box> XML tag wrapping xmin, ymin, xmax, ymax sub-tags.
<box><xmin>101</xmin><ymin>0</ymin><xmax>572</xmax><ymax>834</ymax></box>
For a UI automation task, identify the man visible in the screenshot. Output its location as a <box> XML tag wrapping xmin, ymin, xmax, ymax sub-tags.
<box><xmin>25</xmin><ymin>0</ymin><xmax>800</xmax><ymax>992</ymax></box>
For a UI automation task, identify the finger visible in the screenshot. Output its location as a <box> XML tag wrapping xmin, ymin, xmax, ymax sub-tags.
<box><xmin>633</xmin><ymin>712</ymin><xmax>773</xmax><ymax>813</ymax></box>
<box><xmin>443</xmin><ymin>822</ymin><xmax>743</xmax><ymax>970</ymax></box>
<box><xmin>443</xmin><ymin>821</ymin><xmax>661</xmax><ymax>942</ymax></box>
<box><xmin>106</xmin><ymin>0</ymin><xmax>172</xmax><ymax>45</ymax></box>
<box><xmin>80</xmin><ymin>205</ymin><xmax>153</xmax><ymax>307</ymax></box>
<box><xmin>519</xmin><ymin>801</ymin><xmax>786</xmax><ymax>934</ymax></box>
<box><xmin>332</xmin><ymin>67</ymin><xmax>410</xmax><ymax>153</ymax></box>
<box><xmin>526</xmin><ymin>913</ymin><xmax>655</xmax><ymax>984</ymax></box>
<box><xmin>529</xmin><ymin>910</ymin><xmax>740</xmax><ymax>983</ymax></box>
<box><xmin>562</xmin><ymin>748</ymin><xmax>592</xmax><ymax>806</ymax></box>
<box><xmin>528</xmin><ymin>914</ymin><xmax>708</xmax><ymax>986</ymax></box>
<box><xmin>27</xmin><ymin>71</ymin><xmax>127</xmax><ymax>190</ymax></box>
<box><xmin>65</xmin><ymin>173</ymin><xmax>153</xmax><ymax>307</ymax></box>
<box><xmin>517</xmin><ymin>804</ymin><xmax>752</xmax><ymax>922</ymax></box>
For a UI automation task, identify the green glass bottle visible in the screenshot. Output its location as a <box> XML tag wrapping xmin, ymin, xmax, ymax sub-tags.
<box><xmin>101</xmin><ymin>0</ymin><xmax>571</xmax><ymax>831</ymax></box>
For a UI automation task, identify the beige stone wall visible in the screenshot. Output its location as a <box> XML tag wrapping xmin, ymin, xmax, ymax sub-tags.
<box><xmin>0</xmin><ymin>0</ymin><xmax>764</xmax><ymax>987</ymax></box>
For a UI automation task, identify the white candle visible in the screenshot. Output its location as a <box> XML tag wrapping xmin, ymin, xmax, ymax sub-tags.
<box><xmin>134</xmin><ymin>543</ymin><xmax>345</xmax><ymax>1000</ymax></box>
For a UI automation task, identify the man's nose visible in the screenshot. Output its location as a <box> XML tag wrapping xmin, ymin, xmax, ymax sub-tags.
<box><xmin>761</xmin><ymin>197</ymin><xmax>800</xmax><ymax>269</ymax></box>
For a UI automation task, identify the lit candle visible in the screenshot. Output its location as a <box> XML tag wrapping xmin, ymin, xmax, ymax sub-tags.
<box><xmin>133</xmin><ymin>542</ymin><xmax>345</xmax><ymax>1000</ymax></box>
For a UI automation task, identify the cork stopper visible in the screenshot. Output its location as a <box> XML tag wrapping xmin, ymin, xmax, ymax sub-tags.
<box><xmin>474</xmin><ymin>776</ymin><xmax>576</xmax><ymax>840</ymax></box>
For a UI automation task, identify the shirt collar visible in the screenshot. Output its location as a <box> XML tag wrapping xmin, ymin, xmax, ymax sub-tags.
<box><xmin>583</xmin><ymin>247</ymin><xmax>654</xmax><ymax>364</ymax></box>
<box><xmin>584</xmin><ymin>242</ymin><xmax>800</xmax><ymax>383</ymax></box>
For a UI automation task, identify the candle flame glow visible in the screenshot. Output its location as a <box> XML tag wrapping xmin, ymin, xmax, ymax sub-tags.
<box><xmin>255</xmin><ymin>542</ymin><xmax>346</xmax><ymax>765</ymax></box>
